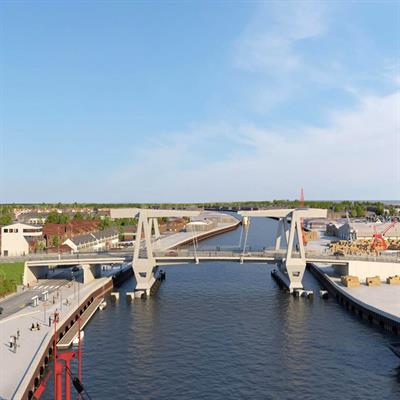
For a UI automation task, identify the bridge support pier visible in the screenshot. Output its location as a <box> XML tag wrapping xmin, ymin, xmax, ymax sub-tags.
<box><xmin>81</xmin><ymin>264</ymin><xmax>102</xmax><ymax>284</ymax></box>
<box><xmin>283</xmin><ymin>259</ymin><xmax>306</xmax><ymax>291</ymax></box>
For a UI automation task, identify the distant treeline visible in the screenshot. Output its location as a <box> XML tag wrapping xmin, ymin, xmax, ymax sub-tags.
<box><xmin>0</xmin><ymin>201</ymin><xmax>397</xmax><ymax>226</ymax></box>
<box><xmin>0</xmin><ymin>200</ymin><xmax>394</xmax><ymax>209</ymax></box>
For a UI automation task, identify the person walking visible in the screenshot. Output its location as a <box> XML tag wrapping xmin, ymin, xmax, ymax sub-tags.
<box><xmin>9</xmin><ymin>335</ymin><xmax>13</xmax><ymax>349</ymax></box>
<box><xmin>17</xmin><ymin>329</ymin><xmax>20</xmax><ymax>339</ymax></box>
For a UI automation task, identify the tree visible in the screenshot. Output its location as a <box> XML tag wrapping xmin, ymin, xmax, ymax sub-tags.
<box><xmin>376</xmin><ymin>204</ymin><xmax>385</xmax><ymax>216</ymax></box>
<box><xmin>46</xmin><ymin>211</ymin><xmax>70</xmax><ymax>224</ymax></box>
<box><xmin>52</xmin><ymin>235</ymin><xmax>61</xmax><ymax>248</ymax></box>
<box><xmin>99</xmin><ymin>217</ymin><xmax>112</xmax><ymax>230</ymax></box>
<box><xmin>0</xmin><ymin>209</ymin><xmax>12</xmax><ymax>225</ymax></box>
<box><xmin>73</xmin><ymin>212</ymin><xmax>83</xmax><ymax>221</ymax></box>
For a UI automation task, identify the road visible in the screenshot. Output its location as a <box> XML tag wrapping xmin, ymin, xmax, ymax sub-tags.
<box><xmin>0</xmin><ymin>267</ymin><xmax>82</xmax><ymax>320</ymax></box>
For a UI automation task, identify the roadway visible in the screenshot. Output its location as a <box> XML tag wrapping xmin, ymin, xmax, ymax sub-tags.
<box><xmin>0</xmin><ymin>268</ymin><xmax>83</xmax><ymax>320</ymax></box>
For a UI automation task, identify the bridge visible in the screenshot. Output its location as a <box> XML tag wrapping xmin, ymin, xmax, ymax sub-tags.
<box><xmin>22</xmin><ymin>208</ymin><xmax>400</xmax><ymax>295</ymax></box>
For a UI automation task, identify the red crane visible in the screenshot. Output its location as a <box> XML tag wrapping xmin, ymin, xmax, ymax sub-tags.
<box><xmin>370</xmin><ymin>220</ymin><xmax>397</xmax><ymax>251</ymax></box>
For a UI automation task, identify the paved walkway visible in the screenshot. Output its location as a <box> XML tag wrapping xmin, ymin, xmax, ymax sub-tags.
<box><xmin>317</xmin><ymin>266</ymin><xmax>400</xmax><ymax>322</ymax></box>
<box><xmin>0</xmin><ymin>277</ymin><xmax>111</xmax><ymax>399</ymax></box>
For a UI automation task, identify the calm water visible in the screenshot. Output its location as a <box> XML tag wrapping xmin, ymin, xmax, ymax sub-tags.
<box><xmin>43</xmin><ymin>217</ymin><xmax>400</xmax><ymax>399</ymax></box>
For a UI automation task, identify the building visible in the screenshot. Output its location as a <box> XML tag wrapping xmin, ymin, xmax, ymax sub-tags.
<box><xmin>0</xmin><ymin>223</ymin><xmax>43</xmax><ymax>256</ymax></box>
<box><xmin>63</xmin><ymin>227</ymin><xmax>119</xmax><ymax>253</ymax></box>
<box><xmin>326</xmin><ymin>221</ymin><xmax>400</xmax><ymax>241</ymax></box>
<box><xmin>17</xmin><ymin>212</ymin><xmax>48</xmax><ymax>225</ymax></box>
<box><xmin>43</xmin><ymin>220</ymin><xmax>100</xmax><ymax>249</ymax></box>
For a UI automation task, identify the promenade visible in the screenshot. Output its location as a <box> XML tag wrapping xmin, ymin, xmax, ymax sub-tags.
<box><xmin>0</xmin><ymin>277</ymin><xmax>111</xmax><ymax>400</ymax></box>
<box><xmin>314</xmin><ymin>265</ymin><xmax>400</xmax><ymax>323</ymax></box>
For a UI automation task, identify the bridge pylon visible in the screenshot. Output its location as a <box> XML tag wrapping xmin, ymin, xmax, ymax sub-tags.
<box><xmin>239</xmin><ymin>208</ymin><xmax>327</xmax><ymax>291</ymax></box>
<box><xmin>130</xmin><ymin>208</ymin><xmax>201</xmax><ymax>296</ymax></box>
<box><xmin>133</xmin><ymin>210</ymin><xmax>157</xmax><ymax>296</ymax></box>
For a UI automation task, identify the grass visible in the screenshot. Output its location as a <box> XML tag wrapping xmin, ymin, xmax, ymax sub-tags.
<box><xmin>0</xmin><ymin>262</ymin><xmax>24</xmax><ymax>297</ymax></box>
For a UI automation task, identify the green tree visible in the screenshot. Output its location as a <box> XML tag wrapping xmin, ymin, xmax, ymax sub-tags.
<box><xmin>99</xmin><ymin>217</ymin><xmax>112</xmax><ymax>230</ymax></box>
<box><xmin>73</xmin><ymin>212</ymin><xmax>83</xmax><ymax>221</ymax></box>
<box><xmin>376</xmin><ymin>204</ymin><xmax>385</xmax><ymax>216</ymax></box>
<box><xmin>46</xmin><ymin>211</ymin><xmax>70</xmax><ymax>224</ymax></box>
<box><xmin>0</xmin><ymin>208</ymin><xmax>12</xmax><ymax>225</ymax></box>
<box><xmin>52</xmin><ymin>235</ymin><xmax>61</xmax><ymax>248</ymax></box>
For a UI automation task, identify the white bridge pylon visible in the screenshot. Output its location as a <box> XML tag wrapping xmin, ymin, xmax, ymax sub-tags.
<box><xmin>114</xmin><ymin>208</ymin><xmax>202</xmax><ymax>296</ymax></box>
<box><xmin>239</xmin><ymin>208</ymin><xmax>327</xmax><ymax>290</ymax></box>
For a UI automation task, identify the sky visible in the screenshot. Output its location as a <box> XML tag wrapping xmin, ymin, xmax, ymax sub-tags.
<box><xmin>0</xmin><ymin>0</ymin><xmax>399</xmax><ymax>203</ymax></box>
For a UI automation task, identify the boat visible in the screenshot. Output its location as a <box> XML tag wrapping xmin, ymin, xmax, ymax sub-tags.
<box><xmin>72</xmin><ymin>331</ymin><xmax>84</xmax><ymax>346</ymax></box>
<box><xmin>99</xmin><ymin>300</ymin><xmax>107</xmax><ymax>310</ymax></box>
<box><xmin>389</xmin><ymin>343</ymin><xmax>400</xmax><ymax>358</ymax></box>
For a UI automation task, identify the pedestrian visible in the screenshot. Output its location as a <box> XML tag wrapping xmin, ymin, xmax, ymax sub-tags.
<box><xmin>9</xmin><ymin>336</ymin><xmax>13</xmax><ymax>349</ymax></box>
<box><xmin>36</xmin><ymin>323</ymin><xmax>40</xmax><ymax>330</ymax></box>
<box><xmin>13</xmin><ymin>336</ymin><xmax>17</xmax><ymax>353</ymax></box>
<box><xmin>49</xmin><ymin>315</ymin><xmax>52</xmax><ymax>327</ymax></box>
<box><xmin>17</xmin><ymin>330</ymin><xmax>20</xmax><ymax>339</ymax></box>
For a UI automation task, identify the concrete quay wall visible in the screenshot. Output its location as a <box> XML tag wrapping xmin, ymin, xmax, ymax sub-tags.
<box><xmin>308</xmin><ymin>263</ymin><xmax>400</xmax><ymax>336</ymax></box>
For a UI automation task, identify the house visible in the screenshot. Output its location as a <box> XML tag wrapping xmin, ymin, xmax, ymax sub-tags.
<box><xmin>0</xmin><ymin>223</ymin><xmax>43</xmax><ymax>256</ymax></box>
<box><xmin>17</xmin><ymin>212</ymin><xmax>48</xmax><ymax>225</ymax></box>
<box><xmin>63</xmin><ymin>227</ymin><xmax>119</xmax><ymax>252</ymax></box>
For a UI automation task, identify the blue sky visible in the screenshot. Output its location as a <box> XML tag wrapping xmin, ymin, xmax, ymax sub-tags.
<box><xmin>0</xmin><ymin>0</ymin><xmax>399</xmax><ymax>203</ymax></box>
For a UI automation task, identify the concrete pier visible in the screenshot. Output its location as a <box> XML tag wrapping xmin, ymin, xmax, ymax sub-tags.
<box><xmin>309</xmin><ymin>264</ymin><xmax>400</xmax><ymax>335</ymax></box>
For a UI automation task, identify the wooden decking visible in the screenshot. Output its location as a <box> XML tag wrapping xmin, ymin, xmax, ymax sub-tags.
<box><xmin>57</xmin><ymin>297</ymin><xmax>103</xmax><ymax>349</ymax></box>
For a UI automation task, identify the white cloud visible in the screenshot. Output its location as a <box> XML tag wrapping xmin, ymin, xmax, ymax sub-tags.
<box><xmin>234</xmin><ymin>1</ymin><xmax>327</xmax><ymax>73</ymax></box>
<box><xmin>108</xmin><ymin>91</ymin><xmax>400</xmax><ymax>202</ymax></box>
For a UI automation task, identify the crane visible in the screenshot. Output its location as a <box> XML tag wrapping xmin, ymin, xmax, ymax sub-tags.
<box><xmin>370</xmin><ymin>220</ymin><xmax>397</xmax><ymax>251</ymax></box>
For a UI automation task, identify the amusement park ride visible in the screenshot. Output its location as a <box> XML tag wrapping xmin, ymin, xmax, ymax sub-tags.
<box><xmin>33</xmin><ymin>312</ymin><xmax>90</xmax><ymax>400</ymax></box>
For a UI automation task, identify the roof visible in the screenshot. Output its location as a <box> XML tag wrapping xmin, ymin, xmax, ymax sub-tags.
<box><xmin>66</xmin><ymin>227</ymin><xmax>119</xmax><ymax>246</ymax></box>
<box><xmin>1</xmin><ymin>222</ymin><xmax>43</xmax><ymax>230</ymax></box>
<box><xmin>344</xmin><ymin>222</ymin><xmax>400</xmax><ymax>237</ymax></box>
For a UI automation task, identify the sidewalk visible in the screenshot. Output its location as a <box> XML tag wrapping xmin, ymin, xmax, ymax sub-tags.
<box><xmin>0</xmin><ymin>277</ymin><xmax>111</xmax><ymax>400</ymax></box>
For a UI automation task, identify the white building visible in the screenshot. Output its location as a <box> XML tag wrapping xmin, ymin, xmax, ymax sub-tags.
<box><xmin>1</xmin><ymin>223</ymin><xmax>43</xmax><ymax>256</ymax></box>
<box><xmin>63</xmin><ymin>228</ymin><xmax>119</xmax><ymax>253</ymax></box>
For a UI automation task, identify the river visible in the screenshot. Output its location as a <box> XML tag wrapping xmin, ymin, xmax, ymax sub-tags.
<box><xmin>42</xmin><ymin>217</ymin><xmax>400</xmax><ymax>399</ymax></box>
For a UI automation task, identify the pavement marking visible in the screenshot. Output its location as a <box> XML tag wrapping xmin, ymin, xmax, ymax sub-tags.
<box><xmin>37</xmin><ymin>286</ymin><xmax>43</xmax><ymax>289</ymax></box>
<box><xmin>43</xmin><ymin>286</ymin><xmax>48</xmax><ymax>289</ymax></box>
<box><xmin>54</xmin><ymin>285</ymin><xmax>59</xmax><ymax>289</ymax></box>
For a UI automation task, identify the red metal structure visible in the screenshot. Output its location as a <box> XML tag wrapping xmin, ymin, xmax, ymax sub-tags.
<box><xmin>371</xmin><ymin>220</ymin><xmax>397</xmax><ymax>251</ymax></box>
<box><xmin>33</xmin><ymin>310</ymin><xmax>83</xmax><ymax>400</ymax></box>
